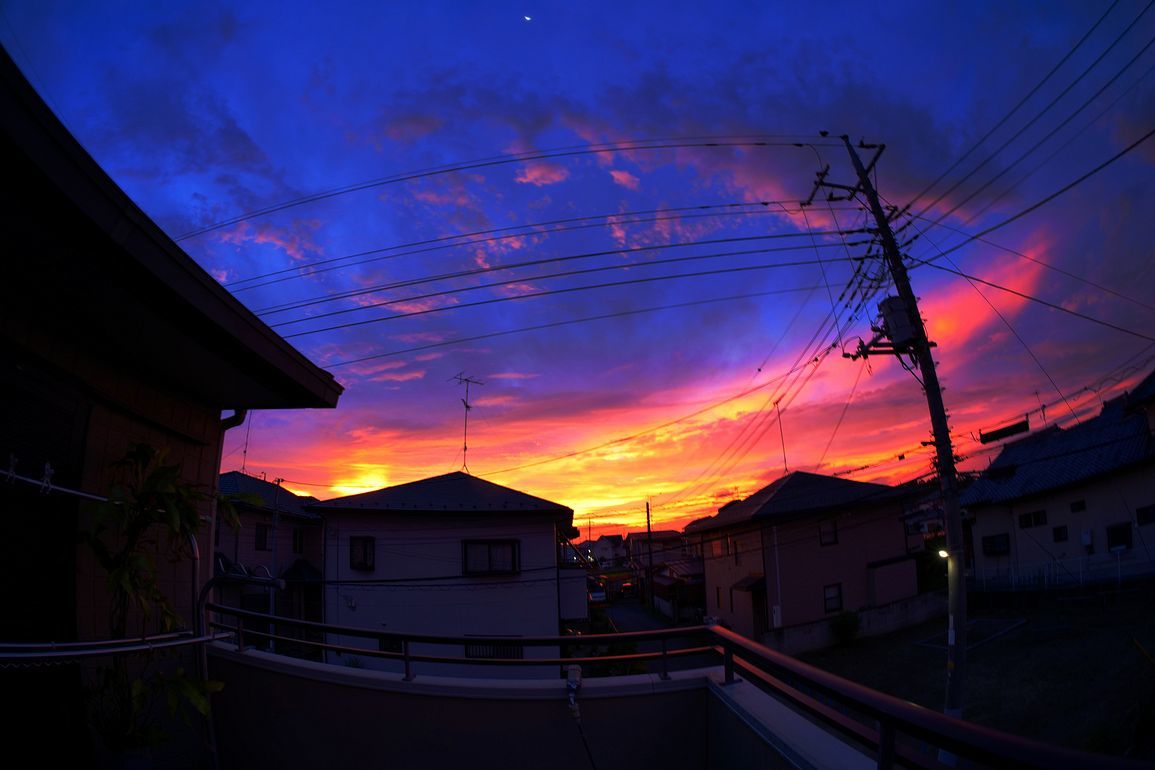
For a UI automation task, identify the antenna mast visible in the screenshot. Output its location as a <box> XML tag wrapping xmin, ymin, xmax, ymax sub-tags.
<box><xmin>451</xmin><ymin>372</ymin><xmax>484</xmax><ymax>473</ymax></box>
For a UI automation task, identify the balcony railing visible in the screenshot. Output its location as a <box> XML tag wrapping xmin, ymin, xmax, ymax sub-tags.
<box><xmin>200</xmin><ymin>601</ymin><xmax>1147</xmax><ymax>770</ymax></box>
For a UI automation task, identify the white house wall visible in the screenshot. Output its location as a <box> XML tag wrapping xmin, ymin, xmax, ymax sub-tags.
<box><xmin>322</xmin><ymin>511</ymin><xmax>566</xmax><ymax>677</ymax></box>
<box><xmin>969</xmin><ymin>463</ymin><xmax>1155</xmax><ymax>588</ymax></box>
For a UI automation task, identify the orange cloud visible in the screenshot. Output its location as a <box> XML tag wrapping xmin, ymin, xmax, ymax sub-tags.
<box><xmin>514</xmin><ymin>161</ymin><xmax>570</xmax><ymax>186</ymax></box>
<box><xmin>609</xmin><ymin>169</ymin><xmax>640</xmax><ymax>190</ymax></box>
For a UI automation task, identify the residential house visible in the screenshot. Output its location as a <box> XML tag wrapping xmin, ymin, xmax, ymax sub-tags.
<box><xmin>961</xmin><ymin>372</ymin><xmax>1155</xmax><ymax>589</ymax></box>
<box><xmin>216</xmin><ymin>472</ymin><xmax>326</xmax><ymax>650</ymax></box>
<box><xmin>688</xmin><ymin>471</ymin><xmax>920</xmax><ymax>651</ymax></box>
<box><xmin>0</xmin><ymin>47</ymin><xmax>341</xmax><ymax>764</ymax></box>
<box><xmin>626</xmin><ymin>529</ymin><xmax>686</xmax><ymax>567</ymax></box>
<box><xmin>308</xmin><ymin>471</ymin><xmax>585</xmax><ymax>676</ymax></box>
<box><xmin>652</xmin><ymin>556</ymin><xmax>706</xmax><ymax>622</ymax></box>
<box><xmin>592</xmin><ymin>533</ymin><xmax>628</xmax><ymax>566</ymax></box>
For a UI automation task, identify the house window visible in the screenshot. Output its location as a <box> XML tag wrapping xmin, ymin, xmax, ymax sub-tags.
<box><xmin>981</xmin><ymin>533</ymin><xmax>1010</xmax><ymax>557</ymax></box>
<box><xmin>1053</xmin><ymin>525</ymin><xmax>1068</xmax><ymax>543</ymax></box>
<box><xmin>463</xmin><ymin>540</ymin><xmax>520</xmax><ymax>575</ymax></box>
<box><xmin>255</xmin><ymin>524</ymin><xmax>271</xmax><ymax>552</ymax></box>
<box><xmin>716</xmin><ymin>586</ymin><xmax>722</xmax><ymax>609</ymax></box>
<box><xmin>1137</xmin><ymin>505</ymin><xmax>1155</xmax><ymax>526</ymax></box>
<box><xmin>349</xmin><ymin>536</ymin><xmax>375</xmax><ymax>571</ymax></box>
<box><xmin>1018</xmin><ymin>510</ymin><xmax>1046</xmax><ymax>529</ymax></box>
<box><xmin>819</xmin><ymin>519</ymin><xmax>838</xmax><ymax>546</ymax></box>
<box><xmin>465</xmin><ymin>640</ymin><xmax>524</xmax><ymax>659</ymax></box>
<box><xmin>1106</xmin><ymin>523</ymin><xmax>1133</xmax><ymax>551</ymax></box>
<box><xmin>729</xmin><ymin>589</ymin><xmax>734</xmax><ymax>613</ymax></box>
<box><xmin>710</xmin><ymin>539</ymin><xmax>722</xmax><ymax>558</ymax></box>
<box><xmin>1070</xmin><ymin>500</ymin><xmax>1086</xmax><ymax>513</ymax></box>
<box><xmin>823</xmin><ymin>583</ymin><xmax>843</xmax><ymax>614</ymax></box>
<box><xmin>292</xmin><ymin>527</ymin><xmax>304</xmax><ymax>555</ymax></box>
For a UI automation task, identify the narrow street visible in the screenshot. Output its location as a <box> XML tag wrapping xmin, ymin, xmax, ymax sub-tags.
<box><xmin>603</xmin><ymin>599</ymin><xmax>717</xmax><ymax>674</ymax></box>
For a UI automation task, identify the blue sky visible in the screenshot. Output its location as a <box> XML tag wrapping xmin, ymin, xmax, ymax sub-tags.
<box><xmin>4</xmin><ymin>0</ymin><xmax>1153</xmax><ymax>533</ymax></box>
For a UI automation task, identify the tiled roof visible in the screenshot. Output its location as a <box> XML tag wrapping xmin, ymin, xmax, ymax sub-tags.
<box><xmin>310</xmin><ymin>471</ymin><xmax>572</xmax><ymax>517</ymax></box>
<box><xmin>690</xmin><ymin>471</ymin><xmax>896</xmax><ymax>532</ymax></box>
<box><xmin>219</xmin><ymin>471</ymin><xmax>317</xmax><ymax>520</ymax></box>
<box><xmin>960</xmin><ymin>394</ymin><xmax>1155</xmax><ymax>507</ymax></box>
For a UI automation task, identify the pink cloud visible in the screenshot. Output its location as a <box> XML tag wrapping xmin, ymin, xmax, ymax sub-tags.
<box><xmin>216</xmin><ymin>219</ymin><xmax>324</xmax><ymax>262</ymax></box>
<box><xmin>489</xmin><ymin>372</ymin><xmax>539</xmax><ymax>380</ymax></box>
<box><xmin>514</xmin><ymin>161</ymin><xmax>570</xmax><ymax>186</ymax></box>
<box><xmin>609</xmin><ymin>169</ymin><xmax>640</xmax><ymax>190</ymax></box>
<box><xmin>370</xmin><ymin>369</ymin><xmax>426</xmax><ymax>383</ymax></box>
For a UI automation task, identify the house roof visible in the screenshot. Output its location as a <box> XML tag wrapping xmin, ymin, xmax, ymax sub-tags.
<box><xmin>1</xmin><ymin>47</ymin><xmax>342</xmax><ymax>410</ymax></box>
<box><xmin>960</xmin><ymin>391</ymin><xmax>1155</xmax><ymax>508</ymax></box>
<box><xmin>691</xmin><ymin>471</ymin><xmax>895</xmax><ymax>532</ymax></box>
<box><xmin>310</xmin><ymin>471</ymin><xmax>573</xmax><ymax>520</ymax></box>
<box><xmin>628</xmin><ymin>529</ymin><xmax>682</xmax><ymax>541</ymax></box>
<box><xmin>219</xmin><ymin>471</ymin><xmax>319</xmax><ymax>520</ymax></box>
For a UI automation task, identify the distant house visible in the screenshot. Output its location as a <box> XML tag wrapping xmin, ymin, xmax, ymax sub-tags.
<box><xmin>0</xmin><ymin>48</ymin><xmax>341</xmax><ymax>765</ymax></box>
<box><xmin>961</xmin><ymin>372</ymin><xmax>1155</xmax><ymax>589</ymax></box>
<box><xmin>216</xmin><ymin>472</ymin><xmax>325</xmax><ymax>643</ymax></box>
<box><xmin>592</xmin><ymin>534</ymin><xmax>627</xmax><ymax>566</ymax></box>
<box><xmin>652</xmin><ymin>556</ymin><xmax>705</xmax><ymax>622</ymax></box>
<box><xmin>626</xmin><ymin>529</ymin><xmax>685</xmax><ymax>568</ymax></box>
<box><xmin>308</xmin><ymin>471</ymin><xmax>585</xmax><ymax>675</ymax></box>
<box><xmin>687</xmin><ymin>471</ymin><xmax>920</xmax><ymax>651</ymax></box>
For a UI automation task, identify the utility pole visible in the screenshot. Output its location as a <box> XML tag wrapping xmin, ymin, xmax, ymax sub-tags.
<box><xmin>451</xmin><ymin>372</ymin><xmax>484</xmax><ymax>474</ymax></box>
<box><xmin>818</xmin><ymin>136</ymin><xmax>968</xmax><ymax>718</ymax></box>
<box><xmin>645</xmin><ymin>499</ymin><xmax>655</xmax><ymax>609</ymax></box>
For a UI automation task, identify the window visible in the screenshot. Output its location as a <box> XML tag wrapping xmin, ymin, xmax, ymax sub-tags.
<box><xmin>1069</xmin><ymin>500</ymin><xmax>1086</xmax><ymax>513</ymax></box>
<box><xmin>463</xmin><ymin>540</ymin><xmax>520</xmax><ymax>575</ymax></box>
<box><xmin>1018</xmin><ymin>510</ymin><xmax>1046</xmax><ymax>529</ymax></box>
<box><xmin>378</xmin><ymin>637</ymin><xmax>403</xmax><ymax>655</ymax></box>
<box><xmin>1106</xmin><ymin>522</ymin><xmax>1133</xmax><ymax>551</ymax></box>
<box><xmin>255</xmin><ymin>523</ymin><xmax>271</xmax><ymax>552</ymax></box>
<box><xmin>1137</xmin><ymin>505</ymin><xmax>1155</xmax><ymax>526</ymax></box>
<box><xmin>349</xmin><ymin>536</ymin><xmax>375</xmax><ymax>571</ymax></box>
<box><xmin>729</xmin><ymin>589</ymin><xmax>734</xmax><ymax>613</ymax></box>
<box><xmin>465</xmin><ymin>640</ymin><xmax>524</xmax><ymax>659</ymax></box>
<box><xmin>292</xmin><ymin>527</ymin><xmax>304</xmax><ymax>555</ymax></box>
<box><xmin>823</xmin><ymin>583</ymin><xmax>843</xmax><ymax>614</ymax></box>
<box><xmin>982</xmin><ymin>533</ymin><xmax>1010</xmax><ymax>556</ymax></box>
<box><xmin>819</xmin><ymin>519</ymin><xmax>838</xmax><ymax>546</ymax></box>
<box><xmin>1052</xmin><ymin>525</ymin><xmax>1068</xmax><ymax>543</ymax></box>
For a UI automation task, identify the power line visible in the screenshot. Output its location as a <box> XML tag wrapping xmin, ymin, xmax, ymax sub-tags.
<box><xmin>177</xmin><ymin>137</ymin><xmax>839</xmax><ymax>240</ymax></box>
<box><xmin>910</xmin><ymin>1</ymin><xmax>1150</xmax><ymax>222</ymax></box>
<box><xmin>913</xmin><ymin>258</ymin><xmax>1155</xmax><ymax>343</ymax></box>
<box><xmin>328</xmin><ymin>284</ymin><xmax>822</xmax><ymax>367</ymax></box>
<box><xmin>282</xmin><ymin>253</ymin><xmax>864</xmax><ymax>340</ymax></box>
<box><xmin>227</xmin><ymin>200</ymin><xmax>827</xmax><ymax>292</ymax></box>
<box><xmin>262</xmin><ymin>229</ymin><xmax>864</xmax><ymax>320</ymax></box>
<box><xmin>906</xmin><ymin>0</ymin><xmax>1121</xmax><ymax>211</ymax></box>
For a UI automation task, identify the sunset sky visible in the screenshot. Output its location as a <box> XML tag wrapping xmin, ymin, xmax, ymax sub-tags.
<box><xmin>4</xmin><ymin>2</ymin><xmax>1153</xmax><ymax>536</ymax></box>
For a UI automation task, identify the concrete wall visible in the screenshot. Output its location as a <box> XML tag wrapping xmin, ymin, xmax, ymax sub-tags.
<box><xmin>209</xmin><ymin>647</ymin><xmax>709</xmax><ymax>770</ymax></box>
<box><xmin>969</xmin><ymin>464</ymin><xmax>1155</xmax><ymax>588</ymax></box>
<box><xmin>762</xmin><ymin>590</ymin><xmax>947</xmax><ymax>655</ymax></box>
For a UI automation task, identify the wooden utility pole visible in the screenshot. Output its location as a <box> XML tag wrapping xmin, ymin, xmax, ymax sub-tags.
<box><xmin>645</xmin><ymin>500</ymin><xmax>655</xmax><ymax>609</ymax></box>
<box><xmin>824</xmin><ymin>136</ymin><xmax>968</xmax><ymax>717</ymax></box>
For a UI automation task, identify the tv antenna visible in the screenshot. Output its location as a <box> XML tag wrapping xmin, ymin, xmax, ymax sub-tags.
<box><xmin>451</xmin><ymin>372</ymin><xmax>484</xmax><ymax>473</ymax></box>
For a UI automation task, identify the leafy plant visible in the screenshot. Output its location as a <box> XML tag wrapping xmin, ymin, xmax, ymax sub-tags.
<box><xmin>81</xmin><ymin>444</ymin><xmax>231</xmax><ymax>753</ymax></box>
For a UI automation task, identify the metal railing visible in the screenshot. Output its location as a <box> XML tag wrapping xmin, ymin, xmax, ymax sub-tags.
<box><xmin>199</xmin><ymin>602</ymin><xmax>1148</xmax><ymax>770</ymax></box>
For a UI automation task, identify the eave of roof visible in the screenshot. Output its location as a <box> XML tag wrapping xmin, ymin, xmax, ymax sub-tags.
<box><xmin>960</xmin><ymin>395</ymin><xmax>1155</xmax><ymax>508</ymax></box>
<box><xmin>309</xmin><ymin>471</ymin><xmax>573</xmax><ymax>520</ymax></box>
<box><xmin>1</xmin><ymin>47</ymin><xmax>342</xmax><ymax>409</ymax></box>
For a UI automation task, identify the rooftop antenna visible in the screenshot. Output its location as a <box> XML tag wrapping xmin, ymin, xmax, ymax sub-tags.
<box><xmin>451</xmin><ymin>372</ymin><xmax>484</xmax><ymax>473</ymax></box>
